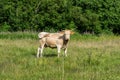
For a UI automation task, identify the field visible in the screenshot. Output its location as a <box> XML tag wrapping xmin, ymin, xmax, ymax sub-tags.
<box><xmin>0</xmin><ymin>32</ymin><xmax>120</xmax><ymax>80</ymax></box>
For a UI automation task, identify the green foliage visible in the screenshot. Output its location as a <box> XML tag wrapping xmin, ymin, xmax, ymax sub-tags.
<box><xmin>0</xmin><ymin>0</ymin><xmax>120</xmax><ymax>34</ymax></box>
<box><xmin>0</xmin><ymin>22</ymin><xmax>11</xmax><ymax>32</ymax></box>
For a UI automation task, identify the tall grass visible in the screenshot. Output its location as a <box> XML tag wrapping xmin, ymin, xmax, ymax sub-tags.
<box><xmin>0</xmin><ymin>32</ymin><xmax>37</xmax><ymax>40</ymax></box>
<box><xmin>0</xmin><ymin>32</ymin><xmax>120</xmax><ymax>80</ymax></box>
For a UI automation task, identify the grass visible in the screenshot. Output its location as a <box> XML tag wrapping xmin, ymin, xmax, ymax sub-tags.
<box><xmin>0</xmin><ymin>32</ymin><xmax>120</xmax><ymax>80</ymax></box>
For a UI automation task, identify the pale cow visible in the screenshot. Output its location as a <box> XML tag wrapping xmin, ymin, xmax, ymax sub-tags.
<box><xmin>37</xmin><ymin>30</ymin><xmax>74</xmax><ymax>58</ymax></box>
<box><xmin>38</xmin><ymin>32</ymin><xmax>49</xmax><ymax>39</ymax></box>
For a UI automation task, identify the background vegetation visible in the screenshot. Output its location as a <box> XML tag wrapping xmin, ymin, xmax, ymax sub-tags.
<box><xmin>0</xmin><ymin>0</ymin><xmax>120</xmax><ymax>34</ymax></box>
<box><xmin>0</xmin><ymin>32</ymin><xmax>120</xmax><ymax>80</ymax></box>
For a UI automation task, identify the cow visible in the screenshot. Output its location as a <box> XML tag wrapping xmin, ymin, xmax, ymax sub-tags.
<box><xmin>37</xmin><ymin>30</ymin><xmax>74</xmax><ymax>58</ymax></box>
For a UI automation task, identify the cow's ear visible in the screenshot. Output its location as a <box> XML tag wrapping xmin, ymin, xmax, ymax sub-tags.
<box><xmin>70</xmin><ymin>31</ymin><xmax>74</xmax><ymax>34</ymax></box>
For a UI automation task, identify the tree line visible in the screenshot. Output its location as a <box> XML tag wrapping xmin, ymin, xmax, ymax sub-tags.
<box><xmin>0</xmin><ymin>0</ymin><xmax>120</xmax><ymax>34</ymax></box>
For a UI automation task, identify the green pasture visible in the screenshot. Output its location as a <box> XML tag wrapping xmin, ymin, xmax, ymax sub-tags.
<box><xmin>0</xmin><ymin>32</ymin><xmax>120</xmax><ymax>80</ymax></box>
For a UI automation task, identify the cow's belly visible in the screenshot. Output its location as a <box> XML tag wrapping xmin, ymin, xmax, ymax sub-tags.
<box><xmin>45</xmin><ymin>38</ymin><xmax>57</xmax><ymax>48</ymax></box>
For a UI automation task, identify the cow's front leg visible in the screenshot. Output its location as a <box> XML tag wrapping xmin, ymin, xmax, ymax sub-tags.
<box><xmin>57</xmin><ymin>45</ymin><xmax>61</xmax><ymax>58</ymax></box>
<box><xmin>64</xmin><ymin>48</ymin><xmax>67</xmax><ymax>57</ymax></box>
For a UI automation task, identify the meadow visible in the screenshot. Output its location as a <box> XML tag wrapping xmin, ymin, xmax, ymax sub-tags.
<box><xmin>0</xmin><ymin>32</ymin><xmax>120</xmax><ymax>80</ymax></box>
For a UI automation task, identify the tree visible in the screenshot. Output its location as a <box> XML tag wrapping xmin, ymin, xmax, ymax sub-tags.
<box><xmin>0</xmin><ymin>0</ymin><xmax>120</xmax><ymax>34</ymax></box>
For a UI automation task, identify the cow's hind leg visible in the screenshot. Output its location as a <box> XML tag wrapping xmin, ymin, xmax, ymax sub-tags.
<box><xmin>37</xmin><ymin>47</ymin><xmax>41</xmax><ymax>58</ymax></box>
<box><xmin>37</xmin><ymin>38</ymin><xmax>45</xmax><ymax>58</ymax></box>
<box><xmin>37</xmin><ymin>44</ymin><xmax>44</xmax><ymax>58</ymax></box>
<box><xmin>40</xmin><ymin>46</ymin><xmax>44</xmax><ymax>57</ymax></box>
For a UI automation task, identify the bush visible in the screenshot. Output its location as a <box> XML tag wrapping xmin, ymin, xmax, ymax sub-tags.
<box><xmin>0</xmin><ymin>22</ymin><xmax>11</xmax><ymax>32</ymax></box>
<box><xmin>0</xmin><ymin>0</ymin><xmax>120</xmax><ymax>34</ymax></box>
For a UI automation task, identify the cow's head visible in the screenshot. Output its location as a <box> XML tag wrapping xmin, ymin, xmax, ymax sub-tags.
<box><xmin>61</xmin><ymin>30</ymin><xmax>74</xmax><ymax>40</ymax></box>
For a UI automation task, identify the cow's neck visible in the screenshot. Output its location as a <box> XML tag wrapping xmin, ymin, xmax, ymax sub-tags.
<box><xmin>63</xmin><ymin>39</ymin><xmax>69</xmax><ymax>47</ymax></box>
<box><xmin>63</xmin><ymin>34</ymin><xmax>69</xmax><ymax>44</ymax></box>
